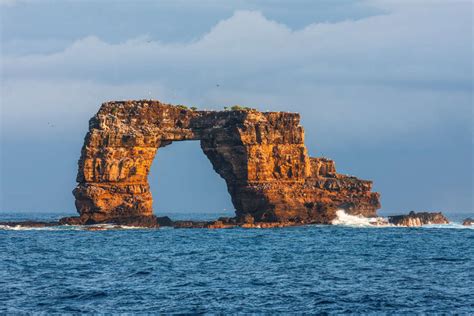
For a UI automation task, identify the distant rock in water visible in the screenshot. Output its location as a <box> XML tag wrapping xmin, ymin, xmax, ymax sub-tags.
<box><xmin>66</xmin><ymin>100</ymin><xmax>381</xmax><ymax>227</ymax></box>
<box><xmin>462</xmin><ymin>218</ymin><xmax>473</xmax><ymax>226</ymax></box>
<box><xmin>388</xmin><ymin>211</ymin><xmax>449</xmax><ymax>227</ymax></box>
<box><xmin>58</xmin><ymin>216</ymin><xmax>84</xmax><ymax>226</ymax></box>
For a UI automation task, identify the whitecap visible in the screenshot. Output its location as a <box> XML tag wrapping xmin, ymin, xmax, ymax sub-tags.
<box><xmin>331</xmin><ymin>210</ymin><xmax>388</xmax><ymax>227</ymax></box>
<box><xmin>0</xmin><ymin>225</ymin><xmax>64</xmax><ymax>231</ymax></box>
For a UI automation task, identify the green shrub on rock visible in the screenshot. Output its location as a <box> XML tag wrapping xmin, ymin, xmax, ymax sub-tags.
<box><xmin>230</xmin><ymin>105</ymin><xmax>256</xmax><ymax>111</ymax></box>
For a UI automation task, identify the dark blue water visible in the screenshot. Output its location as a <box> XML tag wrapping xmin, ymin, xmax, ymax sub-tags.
<box><xmin>1</xmin><ymin>212</ymin><xmax>473</xmax><ymax>314</ymax></box>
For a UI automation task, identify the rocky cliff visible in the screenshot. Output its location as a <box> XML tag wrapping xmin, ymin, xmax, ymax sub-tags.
<box><xmin>66</xmin><ymin>100</ymin><xmax>380</xmax><ymax>226</ymax></box>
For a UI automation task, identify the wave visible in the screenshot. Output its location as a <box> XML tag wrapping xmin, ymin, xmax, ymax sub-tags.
<box><xmin>0</xmin><ymin>224</ymin><xmax>145</xmax><ymax>231</ymax></box>
<box><xmin>331</xmin><ymin>210</ymin><xmax>387</xmax><ymax>227</ymax></box>
<box><xmin>0</xmin><ymin>225</ymin><xmax>68</xmax><ymax>231</ymax></box>
<box><xmin>331</xmin><ymin>210</ymin><xmax>474</xmax><ymax>229</ymax></box>
<box><xmin>1</xmin><ymin>212</ymin><xmax>472</xmax><ymax>230</ymax></box>
<box><xmin>422</xmin><ymin>223</ymin><xmax>473</xmax><ymax>230</ymax></box>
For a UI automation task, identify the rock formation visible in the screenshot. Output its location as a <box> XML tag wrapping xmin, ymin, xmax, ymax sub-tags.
<box><xmin>64</xmin><ymin>100</ymin><xmax>380</xmax><ymax>226</ymax></box>
<box><xmin>462</xmin><ymin>218</ymin><xmax>473</xmax><ymax>226</ymax></box>
<box><xmin>388</xmin><ymin>211</ymin><xmax>449</xmax><ymax>227</ymax></box>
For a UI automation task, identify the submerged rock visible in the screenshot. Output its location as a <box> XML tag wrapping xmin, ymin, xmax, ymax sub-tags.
<box><xmin>173</xmin><ymin>221</ymin><xmax>209</xmax><ymax>228</ymax></box>
<box><xmin>101</xmin><ymin>216</ymin><xmax>160</xmax><ymax>228</ymax></box>
<box><xmin>388</xmin><ymin>211</ymin><xmax>449</xmax><ymax>227</ymax></box>
<box><xmin>59</xmin><ymin>215</ymin><xmax>159</xmax><ymax>228</ymax></box>
<box><xmin>85</xmin><ymin>226</ymin><xmax>110</xmax><ymax>231</ymax></box>
<box><xmin>67</xmin><ymin>100</ymin><xmax>381</xmax><ymax>227</ymax></box>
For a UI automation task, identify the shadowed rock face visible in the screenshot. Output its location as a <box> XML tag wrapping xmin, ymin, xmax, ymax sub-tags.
<box><xmin>71</xmin><ymin>100</ymin><xmax>380</xmax><ymax>225</ymax></box>
<box><xmin>388</xmin><ymin>211</ymin><xmax>449</xmax><ymax>227</ymax></box>
<box><xmin>463</xmin><ymin>218</ymin><xmax>473</xmax><ymax>226</ymax></box>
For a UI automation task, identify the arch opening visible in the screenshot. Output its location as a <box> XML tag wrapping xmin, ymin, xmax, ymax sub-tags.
<box><xmin>148</xmin><ymin>140</ymin><xmax>235</xmax><ymax>219</ymax></box>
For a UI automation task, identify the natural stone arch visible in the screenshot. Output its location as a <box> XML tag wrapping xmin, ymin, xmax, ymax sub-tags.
<box><xmin>72</xmin><ymin>100</ymin><xmax>380</xmax><ymax>225</ymax></box>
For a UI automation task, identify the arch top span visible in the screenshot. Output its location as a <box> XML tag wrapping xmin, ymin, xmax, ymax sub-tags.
<box><xmin>70</xmin><ymin>100</ymin><xmax>380</xmax><ymax>226</ymax></box>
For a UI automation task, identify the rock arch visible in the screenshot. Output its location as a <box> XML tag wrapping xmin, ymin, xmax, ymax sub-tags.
<box><xmin>71</xmin><ymin>100</ymin><xmax>380</xmax><ymax>225</ymax></box>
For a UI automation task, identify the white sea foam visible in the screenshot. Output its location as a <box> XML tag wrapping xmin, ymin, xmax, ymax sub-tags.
<box><xmin>331</xmin><ymin>210</ymin><xmax>384</xmax><ymax>227</ymax></box>
<box><xmin>332</xmin><ymin>210</ymin><xmax>474</xmax><ymax>229</ymax></box>
<box><xmin>0</xmin><ymin>225</ymin><xmax>65</xmax><ymax>231</ymax></box>
<box><xmin>0</xmin><ymin>224</ymin><xmax>144</xmax><ymax>231</ymax></box>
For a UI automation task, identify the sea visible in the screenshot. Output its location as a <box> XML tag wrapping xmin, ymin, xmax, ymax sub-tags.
<box><xmin>0</xmin><ymin>211</ymin><xmax>473</xmax><ymax>314</ymax></box>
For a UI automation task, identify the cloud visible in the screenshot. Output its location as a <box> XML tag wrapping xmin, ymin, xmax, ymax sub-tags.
<box><xmin>4</xmin><ymin>6</ymin><xmax>471</xmax><ymax>81</ymax></box>
<box><xmin>2</xmin><ymin>4</ymin><xmax>472</xmax><ymax>147</ymax></box>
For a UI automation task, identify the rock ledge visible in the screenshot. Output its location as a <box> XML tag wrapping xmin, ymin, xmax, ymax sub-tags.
<box><xmin>388</xmin><ymin>211</ymin><xmax>449</xmax><ymax>227</ymax></box>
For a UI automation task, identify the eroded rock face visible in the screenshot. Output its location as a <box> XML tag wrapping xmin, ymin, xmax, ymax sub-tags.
<box><xmin>71</xmin><ymin>100</ymin><xmax>380</xmax><ymax>225</ymax></box>
<box><xmin>388</xmin><ymin>211</ymin><xmax>449</xmax><ymax>227</ymax></box>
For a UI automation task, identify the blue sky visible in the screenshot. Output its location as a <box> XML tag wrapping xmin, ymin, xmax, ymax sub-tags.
<box><xmin>0</xmin><ymin>0</ymin><xmax>472</xmax><ymax>215</ymax></box>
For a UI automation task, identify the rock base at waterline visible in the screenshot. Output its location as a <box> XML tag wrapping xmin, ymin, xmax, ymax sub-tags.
<box><xmin>2</xmin><ymin>216</ymin><xmax>312</xmax><ymax>229</ymax></box>
<box><xmin>388</xmin><ymin>211</ymin><xmax>449</xmax><ymax>227</ymax></box>
<box><xmin>2</xmin><ymin>210</ymin><xmax>453</xmax><ymax>229</ymax></box>
<box><xmin>462</xmin><ymin>218</ymin><xmax>473</xmax><ymax>226</ymax></box>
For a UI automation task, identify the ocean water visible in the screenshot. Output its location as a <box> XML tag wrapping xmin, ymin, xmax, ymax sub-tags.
<box><xmin>0</xmin><ymin>212</ymin><xmax>473</xmax><ymax>314</ymax></box>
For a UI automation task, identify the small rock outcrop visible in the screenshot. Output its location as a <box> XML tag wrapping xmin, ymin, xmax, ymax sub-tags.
<box><xmin>462</xmin><ymin>218</ymin><xmax>473</xmax><ymax>226</ymax></box>
<box><xmin>388</xmin><ymin>211</ymin><xmax>449</xmax><ymax>227</ymax></box>
<box><xmin>67</xmin><ymin>100</ymin><xmax>381</xmax><ymax>226</ymax></box>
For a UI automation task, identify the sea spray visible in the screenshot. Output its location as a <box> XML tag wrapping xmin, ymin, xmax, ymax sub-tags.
<box><xmin>331</xmin><ymin>210</ymin><xmax>389</xmax><ymax>227</ymax></box>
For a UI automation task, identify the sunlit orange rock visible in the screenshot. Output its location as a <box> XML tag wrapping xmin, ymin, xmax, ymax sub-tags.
<box><xmin>68</xmin><ymin>100</ymin><xmax>380</xmax><ymax>226</ymax></box>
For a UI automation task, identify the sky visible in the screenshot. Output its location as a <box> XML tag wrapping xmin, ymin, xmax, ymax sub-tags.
<box><xmin>0</xmin><ymin>0</ymin><xmax>472</xmax><ymax>216</ymax></box>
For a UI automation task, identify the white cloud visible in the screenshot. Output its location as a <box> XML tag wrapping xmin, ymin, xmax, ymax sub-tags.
<box><xmin>1</xmin><ymin>4</ymin><xmax>472</xmax><ymax>146</ymax></box>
